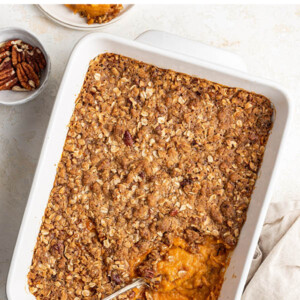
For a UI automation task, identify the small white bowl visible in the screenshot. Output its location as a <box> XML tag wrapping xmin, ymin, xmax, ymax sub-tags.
<box><xmin>0</xmin><ymin>27</ymin><xmax>51</xmax><ymax>105</ymax></box>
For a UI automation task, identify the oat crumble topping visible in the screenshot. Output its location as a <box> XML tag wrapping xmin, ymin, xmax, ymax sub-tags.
<box><xmin>28</xmin><ymin>53</ymin><xmax>273</xmax><ymax>299</ymax></box>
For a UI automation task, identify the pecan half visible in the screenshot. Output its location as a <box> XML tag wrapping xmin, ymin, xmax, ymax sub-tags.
<box><xmin>12</xmin><ymin>44</ymin><xmax>26</xmax><ymax>67</ymax></box>
<box><xmin>0</xmin><ymin>57</ymin><xmax>12</xmax><ymax>72</ymax></box>
<box><xmin>21</xmin><ymin>62</ymin><xmax>39</xmax><ymax>88</ymax></box>
<box><xmin>16</xmin><ymin>63</ymin><xmax>30</xmax><ymax>90</ymax></box>
<box><xmin>18</xmin><ymin>51</ymin><xmax>25</xmax><ymax>64</ymax></box>
<box><xmin>0</xmin><ymin>66</ymin><xmax>17</xmax><ymax>90</ymax></box>
<box><xmin>33</xmin><ymin>47</ymin><xmax>46</xmax><ymax>70</ymax></box>
<box><xmin>0</xmin><ymin>66</ymin><xmax>15</xmax><ymax>83</ymax></box>
<box><xmin>25</xmin><ymin>51</ymin><xmax>40</xmax><ymax>74</ymax></box>
<box><xmin>0</xmin><ymin>51</ymin><xmax>10</xmax><ymax>63</ymax></box>
<box><xmin>0</xmin><ymin>76</ymin><xmax>18</xmax><ymax>90</ymax></box>
<box><xmin>16</xmin><ymin>62</ymin><xmax>39</xmax><ymax>90</ymax></box>
<box><xmin>24</xmin><ymin>47</ymin><xmax>46</xmax><ymax>76</ymax></box>
<box><xmin>11</xmin><ymin>45</ymin><xmax>18</xmax><ymax>67</ymax></box>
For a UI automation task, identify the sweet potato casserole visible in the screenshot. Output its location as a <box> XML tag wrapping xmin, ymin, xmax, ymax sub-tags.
<box><xmin>28</xmin><ymin>53</ymin><xmax>273</xmax><ymax>299</ymax></box>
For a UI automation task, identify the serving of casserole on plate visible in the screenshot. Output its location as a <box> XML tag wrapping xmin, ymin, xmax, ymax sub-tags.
<box><xmin>37</xmin><ymin>5</ymin><xmax>134</xmax><ymax>30</ymax></box>
<box><xmin>65</xmin><ymin>4</ymin><xmax>124</xmax><ymax>24</ymax></box>
<box><xmin>7</xmin><ymin>32</ymin><xmax>291</xmax><ymax>300</ymax></box>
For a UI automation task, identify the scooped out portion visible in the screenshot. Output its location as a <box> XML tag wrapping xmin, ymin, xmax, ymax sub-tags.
<box><xmin>131</xmin><ymin>237</ymin><xmax>231</xmax><ymax>300</ymax></box>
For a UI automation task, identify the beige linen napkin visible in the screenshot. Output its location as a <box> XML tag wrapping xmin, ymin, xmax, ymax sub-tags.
<box><xmin>242</xmin><ymin>201</ymin><xmax>300</xmax><ymax>300</ymax></box>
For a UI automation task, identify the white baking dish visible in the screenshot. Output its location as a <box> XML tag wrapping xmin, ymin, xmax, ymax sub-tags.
<box><xmin>7</xmin><ymin>31</ymin><xmax>292</xmax><ymax>300</ymax></box>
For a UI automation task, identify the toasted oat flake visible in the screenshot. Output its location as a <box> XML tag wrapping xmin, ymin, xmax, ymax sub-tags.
<box><xmin>94</xmin><ymin>73</ymin><xmax>100</xmax><ymax>80</ymax></box>
<box><xmin>178</xmin><ymin>96</ymin><xmax>185</xmax><ymax>104</ymax></box>
<box><xmin>157</xmin><ymin>117</ymin><xmax>165</xmax><ymax>124</ymax></box>
<box><xmin>141</xmin><ymin>118</ymin><xmax>148</xmax><ymax>126</ymax></box>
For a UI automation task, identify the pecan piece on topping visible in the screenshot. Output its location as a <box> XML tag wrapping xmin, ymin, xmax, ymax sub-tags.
<box><xmin>223</xmin><ymin>233</ymin><xmax>237</xmax><ymax>247</ymax></box>
<box><xmin>180</xmin><ymin>177</ymin><xmax>193</xmax><ymax>188</ymax></box>
<box><xmin>123</xmin><ymin>130</ymin><xmax>133</xmax><ymax>146</ymax></box>
<box><xmin>140</xmin><ymin>267</ymin><xmax>155</xmax><ymax>279</ymax></box>
<box><xmin>139</xmin><ymin>171</ymin><xmax>145</xmax><ymax>179</ymax></box>
<box><xmin>111</xmin><ymin>271</ymin><xmax>122</xmax><ymax>285</ymax></box>
<box><xmin>128</xmin><ymin>290</ymin><xmax>136</xmax><ymax>299</ymax></box>
<box><xmin>249</xmin><ymin>132</ymin><xmax>259</xmax><ymax>141</ymax></box>
<box><xmin>154</xmin><ymin>124</ymin><xmax>162</xmax><ymax>135</ymax></box>
<box><xmin>50</xmin><ymin>241</ymin><xmax>64</xmax><ymax>256</ymax></box>
<box><xmin>169</xmin><ymin>208</ymin><xmax>179</xmax><ymax>216</ymax></box>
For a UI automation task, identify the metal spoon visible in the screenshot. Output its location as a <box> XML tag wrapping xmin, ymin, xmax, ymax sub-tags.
<box><xmin>102</xmin><ymin>278</ymin><xmax>145</xmax><ymax>300</ymax></box>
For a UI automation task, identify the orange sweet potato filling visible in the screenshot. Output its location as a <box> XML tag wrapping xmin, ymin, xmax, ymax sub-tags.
<box><xmin>65</xmin><ymin>4</ymin><xmax>113</xmax><ymax>18</ymax></box>
<box><xmin>131</xmin><ymin>237</ymin><xmax>230</xmax><ymax>300</ymax></box>
<box><xmin>65</xmin><ymin>4</ymin><xmax>123</xmax><ymax>24</ymax></box>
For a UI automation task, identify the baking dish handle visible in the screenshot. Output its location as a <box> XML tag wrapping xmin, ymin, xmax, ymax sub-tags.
<box><xmin>135</xmin><ymin>30</ymin><xmax>247</xmax><ymax>73</ymax></box>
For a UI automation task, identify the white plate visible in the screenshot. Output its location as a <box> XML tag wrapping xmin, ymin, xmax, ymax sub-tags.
<box><xmin>37</xmin><ymin>4</ymin><xmax>134</xmax><ymax>31</ymax></box>
<box><xmin>7</xmin><ymin>31</ymin><xmax>292</xmax><ymax>300</ymax></box>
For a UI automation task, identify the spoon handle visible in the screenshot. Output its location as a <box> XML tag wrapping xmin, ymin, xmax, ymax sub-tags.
<box><xmin>102</xmin><ymin>278</ymin><xmax>145</xmax><ymax>300</ymax></box>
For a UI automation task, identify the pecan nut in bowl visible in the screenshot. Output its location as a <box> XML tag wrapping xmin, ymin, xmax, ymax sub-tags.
<box><xmin>0</xmin><ymin>58</ymin><xmax>18</xmax><ymax>90</ymax></box>
<box><xmin>16</xmin><ymin>62</ymin><xmax>40</xmax><ymax>91</ymax></box>
<box><xmin>0</xmin><ymin>39</ymin><xmax>46</xmax><ymax>91</ymax></box>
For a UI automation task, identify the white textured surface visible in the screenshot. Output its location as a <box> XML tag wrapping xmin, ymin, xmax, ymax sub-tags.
<box><xmin>0</xmin><ymin>4</ymin><xmax>299</xmax><ymax>300</ymax></box>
